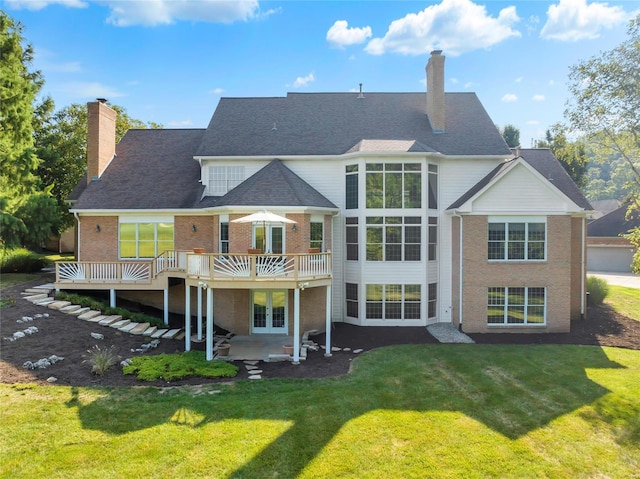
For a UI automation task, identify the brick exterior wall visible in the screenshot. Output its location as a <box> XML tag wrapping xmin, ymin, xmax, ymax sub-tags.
<box><xmin>455</xmin><ymin>215</ymin><xmax>580</xmax><ymax>333</ymax></box>
<box><xmin>79</xmin><ymin>216</ymin><xmax>118</xmax><ymax>261</ymax></box>
<box><xmin>175</xmin><ymin>216</ymin><xmax>215</xmax><ymax>252</ymax></box>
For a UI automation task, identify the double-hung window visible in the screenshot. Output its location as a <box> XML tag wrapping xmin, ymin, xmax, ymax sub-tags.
<box><xmin>488</xmin><ymin>217</ymin><xmax>546</xmax><ymax>261</ymax></box>
<box><xmin>208</xmin><ymin>166</ymin><xmax>244</xmax><ymax>196</ymax></box>
<box><xmin>366</xmin><ymin>216</ymin><xmax>421</xmax><ymax>261</ymax></box>
<box><xmin>365</xmin><ymin>163</ymin><xmax>421</xmax><ymax>209</ymax></box>
<box><xmin>366</xmin><ymin>284</ymin><xmax>421</xmax><ymax>320</ymax></box>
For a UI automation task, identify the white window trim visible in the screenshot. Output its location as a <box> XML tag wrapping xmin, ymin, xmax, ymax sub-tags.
<box><xmin>487</xmin><ymin>286</ymin><xmax>547</xmax><ymax>327</ymax></box>
<box><xmin>488</xmin><ymin>216</ymin><xmax>547</xmax><ymax>262</ymax></box>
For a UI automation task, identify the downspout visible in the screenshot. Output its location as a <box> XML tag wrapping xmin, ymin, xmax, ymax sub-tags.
<box><xmin>581</xmin><ymin>216</ymin><xmax>586</xmax><ymax>320</ymax></box>
<box><xmin>74</xmin><ymin>212</ymin><xmax>81</xmax><ymax>261</ymax></box>
<box><xmin>452</xmin><ymin>211</ymin><xmax>463</xmax><ymax>331</ymax></box>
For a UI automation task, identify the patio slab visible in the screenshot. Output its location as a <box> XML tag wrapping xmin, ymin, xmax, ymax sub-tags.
<box><xmin>227</xmin><ymin>335</ymin><xmax>293</xmax><ymax>361</ymax></box>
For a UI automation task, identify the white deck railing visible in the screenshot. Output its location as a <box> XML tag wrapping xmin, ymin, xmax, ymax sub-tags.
<box><xmin>56</xmin><ymin>251</ymin><xmax>331</xmax><ymax>286</ymax></box>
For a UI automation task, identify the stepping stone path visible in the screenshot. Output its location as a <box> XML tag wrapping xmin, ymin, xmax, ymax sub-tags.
<box><xmin>19</xmin><ymin>284</ymin><xmax>186</xmax><ymax>344</ymax></box>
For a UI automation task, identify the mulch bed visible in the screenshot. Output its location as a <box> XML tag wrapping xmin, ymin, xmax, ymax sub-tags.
<box><xmin>2</xmin><ymin>273</ymin><xmax>639</xmax><ymax>388</ymax></box>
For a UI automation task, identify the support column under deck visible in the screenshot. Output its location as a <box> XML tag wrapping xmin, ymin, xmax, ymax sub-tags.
<box><xmin>324</xmin><ymin>285</ymin><xmax>332</xmax><ymax>357</ymax></box>
<box><xmin>293</xmin><ymin>288</ymin><xmax>300</xmax><ymax>365</ymax></box>
<box><xmin>206</xmin><ymin>287</ymin><xmax>214</xmax><ymax>361</ymax></box>
<box><xmin>184</xmin><ymin>283</ymin><xmax>191</xmax><ymax>352</ymax></box>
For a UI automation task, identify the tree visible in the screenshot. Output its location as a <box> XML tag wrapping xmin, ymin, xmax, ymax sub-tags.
<box><xmin>35</xmin><ymin>103</ymin><xmax>162</xmax><ymax>230</ymax></box>
<box><xmin>0</xmin><ymin>11</ymin><xmax>59</xmax><ymax>249</ymax></box>
<box><xmin>565</xmin><ymin>15</ymin><xmax>640</xmax><ymax>273</ymax></box>
<box><xmin>535</xmin><ymin>124</ymin><xmax>588</xmax><ymax>187</ymax></box>
<box><xmin>500</xmin><ymin>124</ymin><xmax>520</xmax><ymax>148</ymax></box>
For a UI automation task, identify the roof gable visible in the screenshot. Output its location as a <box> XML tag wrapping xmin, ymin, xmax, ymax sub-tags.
<box><xmin>588</xmin><ymin>203</ymin><xmax>640</xmax><ymax>237</ymax></box>
<box><xmin>448</xmin><ymin>152</ymin><xmax>591</xmax><ymax>214</ymax></box>
<box><xmin>208</xmin><ymin>159</ymin><xmax>337</xmax><ymax>209</ymax></box>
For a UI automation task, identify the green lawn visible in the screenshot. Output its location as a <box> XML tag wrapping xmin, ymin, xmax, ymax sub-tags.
<box><xmin>606</xmin><ymin>285</ymin><xmax>640</xmax><ymax>321</ymax></box>
<box><xmin>2</xmin><ymin>345</ymin><xmax>639</xmax><ymax>478</ymax></box>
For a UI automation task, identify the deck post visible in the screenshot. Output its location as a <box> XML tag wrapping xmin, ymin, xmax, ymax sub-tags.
<box><xmin>206</xmin><ymin>287</ymin><xmax>214</xmax><ymax>361</ymax></box>
<box><xmin>185</xmin><ymin>283</ymin><xmax>191</xmax><ymax>352</ymax></box>
<box><xmin>109</xmin><ymin>289</ymin><xmax>116</xmax><ymax>308</ymax></box>
<box><xmin>293</xmin><ymin>287</ymin><xmax>300</xmax><ymax>364</ymax></box>
<box><xmin>163</xmin><ymin>289</ymin><xmax>169</xmax><ymax>325</ymax></box>
<box><xmin>324</xmin><ymin>285</ymin><xmax>332</xmax><ymax>357</ymax></box>
<box><xmin>197</xmin><ymin>285</ymin><xmax>203</xmax><ymax>341</ymax></box>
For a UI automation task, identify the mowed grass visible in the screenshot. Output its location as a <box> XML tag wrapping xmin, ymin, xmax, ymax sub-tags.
<box><xmin>606</xmin><ymin>285</ymin><xmax>640</xmax><ymax>321</ymax></box>
<box><xmin>2</xmin><ymin>345</ymin><xmax>639</xmax><ymax>478</ymax></box>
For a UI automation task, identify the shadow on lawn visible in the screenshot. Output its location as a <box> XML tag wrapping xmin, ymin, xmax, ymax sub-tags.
<box><xmin>66</xmin><ymin>344</ymin><xmax>624</xmax><ymax>478</ymax></box>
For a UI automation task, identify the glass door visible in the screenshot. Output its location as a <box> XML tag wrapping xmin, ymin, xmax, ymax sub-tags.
<box><xmin>252</xmin><ymin>290</ymin><xmax>287</xmax><ymax>334</ymax></box>
<box><xmin>254</xmin><ymin>224</ymin><xmax>284</xmax><ymax>254</ymax></box>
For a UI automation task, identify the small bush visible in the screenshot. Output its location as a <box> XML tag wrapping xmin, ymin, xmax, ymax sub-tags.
<box><xmin>0</xmin><ymin>248</ymin><xmax>49</xmax><ymax>273</ymax></box>
<box><xmin>86</xmin><ymin>345</ymin><xmax>118</xmax><ymax>375</ymax></box>
<box><xmin>123</xmin><ymin>351</ymin><xmax>239</xmax><ymax>381</ymax></box>
<box><xmin>587</xmin><ymin>276</ymin><xmax>610</xmax><ymax>304</ymax></box>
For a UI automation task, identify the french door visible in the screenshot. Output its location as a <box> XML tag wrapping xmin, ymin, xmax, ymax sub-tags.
<box><xmin>254</xmin><ymin>224</ymin><xmax>283</xmax><ymax>254</ymax></box>
<box><xmin>252</xmin><ymin>290</ymin><xmax>288</xmax><ymax>334</ymax></box>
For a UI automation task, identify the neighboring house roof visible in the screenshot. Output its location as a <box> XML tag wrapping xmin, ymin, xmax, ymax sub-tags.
<box><xmin>198</xmin><ymin>159</ymin><xmax>337</xmax><ymax>209</ymax></box>
<box><xmin>590</xmin><ymin>199</ymin><xmax>621</xmax><ymax>219</ymax></box>
<box><xmin>72</xmin><ymin>129</ymin><xmax>205</xmax><ymax>210</ymax></box>
<box><xmin>447</xmin><ymin>148</ymin><xmax>592</xmax><ymax>211</ymax></box>
<box><xmin>196</xmin><ymin>92</ymin><xmax>512</xmax><ymax>157</ymax></box>
<box><xmin>588</xmin><ymin>203</ymin><xmax>640</xmax><ymax>237</ymax></box>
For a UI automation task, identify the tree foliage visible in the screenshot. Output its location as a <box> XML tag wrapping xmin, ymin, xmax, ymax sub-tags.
<box><xmin>535</xmin><ymin>124</ymin><xmax>588</xmax><ymax>188</ymax></box>
<box><xmin>565</xmin><ymin>15</ymin><xmax>640</xmax><ymax>273</ymax></box>
<box><xmin>500</xmin><ymin>124</ymin><xmax>520</xmax><ymax>148</ymax></box>
<box><xmin>0</xmin><ymin>11</ymin><xmax>59</xmax><ymax>249</ymax></box>
<box><xmin>35</xmin><ymin>103</ymin><xmax>162</xmax><ymax>230</ymax></box>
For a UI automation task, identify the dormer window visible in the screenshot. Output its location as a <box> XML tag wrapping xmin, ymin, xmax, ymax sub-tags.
<box><xmin>207</xmin><ymin>166</ymin><xmax>244</xmax><ymax>196</ymax></box>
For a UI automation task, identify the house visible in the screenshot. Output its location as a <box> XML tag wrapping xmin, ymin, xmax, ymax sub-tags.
<box><xmin>587</xmin><ymin>202</ymin><xmax>639</xmax><ymax>272</ymax></box>
<box><xmin>58</xmin><ymin>51</ymin><xmax>592</xmax><ymax>361</ymax></box>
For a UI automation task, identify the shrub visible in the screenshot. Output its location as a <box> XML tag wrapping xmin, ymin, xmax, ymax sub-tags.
<box><xmin>587</xmin><ymin>276</ymin><xmax>610</xmax><ymax>304</ymax></box>
<box><xmin>0</xmin><ymin>248</ymin><xmax>49</xmax><ymax>273</ymax></box>
<box><xmin>123</xmin><ymin>351</ymin><xmax>239</xmax><ymax>381</ymax></box>
<box><xmin>86</xmin><ymin>345</ymin><xmax>118</xmax><ymax>375</ymax></box>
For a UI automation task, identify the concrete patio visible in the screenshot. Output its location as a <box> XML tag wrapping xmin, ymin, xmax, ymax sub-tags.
<box><xmin>225</xmin><ymin>334</ymin><xmax>293</xmax><ymax>361</ymax></box>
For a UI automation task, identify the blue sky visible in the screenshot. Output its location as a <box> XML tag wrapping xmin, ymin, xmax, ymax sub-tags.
<box><xmin>3</xmin><ymin>0</ymin><xmax>639</xmax><ymax>146</ymax></box>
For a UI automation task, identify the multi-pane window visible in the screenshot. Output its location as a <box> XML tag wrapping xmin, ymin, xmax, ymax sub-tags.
<box><xmin>346</xmin><ymin>283</ymin><xmax>359</xmax><ymax>318</ymax></box>
<box><xmin>220</xmin><ymin>221</ymin><xmax>229</xmax><ymax>254</ymax></box>
<box><xmin>208</xmin><ymin>166</ymin><xmax>244</xmax><ymax>196</ymax></box>
<box><xmin>428</xmin><ymin>164</ymin><xmax>438</xmax><ymax>209</ymax></box>
<box><xmin>428</xmin><ymin>217</ymin><xmax>438</xmax><ymax>261</ymax></box>
<box><xmin>346</xmin><ymin>165</ymin><xmax>358</xmax><ymax>210</ymax></box>
<box><xmin>365</xmin><ymin>163</ymin><xmax>421</xmax><ymax>209</ymax></box>
<box><xmin>310</xmin><ymin>221</ymin><xmax>323</xmax><ymax>251</ymax></box>
<box><xmin>488</xmin><ymin>220</ymin><xmax>546</xmax><ymax>261</ymax></box>
<box><xmin>366</xmin><ymin>216</ymin><xmax>421</xmax><ymax>261</ymax></box>
<box><xmin>119</xmin><ymin>222</ymin><xmax>174</xmax><ymax>259</ymax></box>
<box><xmin>366</xmin><ymin>284</ymin><xmax>421</xmax><ymax>320</ymax></box>
<box><xmin>428</xmin><ymin>283</ymin><xmax>437</xmax><ymax>318</ymax></box>
<box><xmin>346</xmin><ymin>217</ymin><xmax>358</xmax><ymax>260</ymax></box>
<box><xmin>487</xmin><ymin>287</ymin><xmax>546</xmax><ymax>325</ymax></box>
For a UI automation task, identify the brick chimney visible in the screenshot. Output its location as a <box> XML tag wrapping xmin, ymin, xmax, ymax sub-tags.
<box><xmin>426</xmin><ymin>50</ymin><xmax>445</xmax><ymax>133</ymax></box>
<box><xmin>86</xmin><ymin>99</ymin><xmax>116</xmax><ymax>184</ymax></box>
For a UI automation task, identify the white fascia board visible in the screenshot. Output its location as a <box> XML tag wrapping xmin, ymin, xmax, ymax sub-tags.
<box><xmin>70</xmin><ymin>208</ymin><xmax>210</xmax><ymax>216</ymax></box>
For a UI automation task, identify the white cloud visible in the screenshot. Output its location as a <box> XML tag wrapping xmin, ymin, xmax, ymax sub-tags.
<box><xmin>364</xmin><ymin>0</ymin><xmax>520</xmax><ymax>57</ymax></box>
<box><xmin>502</xmin><ymin>93</ymin><xmax>518</xmax><ymax>102</ymax></box>
<box><xmin>59</xmin><ymin>81</ymin><xmax>124</xmax><ymax>99</ymax></box>
<box><xmin>464</xmin><ymin>81</ymin><xmax>474</xmax><ymax>89</ymax></box>
<box><xmin>326</xmin><ymin>20</ymin><xmax>372</xmax><ymax>48</ymax></box>
<box><xmin>291</xmin><ymin>73</ymin><xmax>315</xmax><ymax>88</ymax></box>
<box><xmin>45</xmin><ymin>61</ymin><xmax>82</xmax><ymax>73</ymax></box>
<box><xmin>532</xmin><ymin>94</ymin><xmax>545</xmax><ymax>102</ymax></box>
<box><xmin>527</xmin><ymin>120</ymin><xmax>540</xmax><ymax>125</ymax></box>
<box><xmin>103</xmin><ymin>0</ymin><xmax>260</xmax><ymax>27</ymax></box>
<box><xmin>541</xmin><ymin>0</ymin><xmax>628</xmax><ymax>41</ymax></box>
<box><xmin>209</xmin><ymin>87</ymin><xmax>224</xmax><ymax>95</ymax></box>
<box><xmin>4</xmin><ymin>0</ymin><xmax>86</xmax><ymax>10</ymax></box>
<box><xmin>515</xmin><ymin>77</ymin><xmax>523</xmax><ymax>83</ymax></box>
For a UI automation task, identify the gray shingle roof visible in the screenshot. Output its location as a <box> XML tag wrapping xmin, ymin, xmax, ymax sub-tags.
<box><xmin>196</xmin><ymin>92</ymin><xmax>512</xmax><ymax>157</ymax></box>
<box><xmin>199</xmin><ymin>159</ymin><xmax>337</xmax><ymax>209</ymax></box>
<box><xmin>72</xmin><ymin>129</ymin><xmax>205</xmax><ymax>210</ymax></box>
<box><xmin>588</xmin><ymin>202</ymin><xmax>640</xmax><ymax>237</ymax></box>
<box><xmin>447</xmin><ymin>148</ymin><xmax>592</xmax><ymax>211</ymax></box>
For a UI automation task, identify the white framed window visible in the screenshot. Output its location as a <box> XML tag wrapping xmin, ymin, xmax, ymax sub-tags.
<box><xmin>488</xmin><ymin>216</ymin><xmax>546</xmax><ymax>261</ymax></box>
<box><xmin>366</xmin><ymin>284</ymin><xmax>421</xmax><ymax>320</ymax></box>
<box><xmin>207</xmin><ymin>166</ymin><xmax>244</xmax><ymax>196</ymax></box>
<box><xmin>119</xmin><ymin>222</ymin><xmax>174</xmax><ymax>259</ymax></box>
<box><xmin>366</xmin><ymin>216</ymin><xmax>421</xmax><ymax>261</ymax></box>
<box><xmin>219</xmin><ymin>214</ymin><xmax>229</xmax><ymax>254</ymax></box>
<box><xmin>487</xmin><ymin>287</ymin><xmax>546</xmax><ymax>326</ymax></box>
<box><xmin>310</xmin><ymin>216</ymin><xmax>324</xmax><ymax>251</ymax></box>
